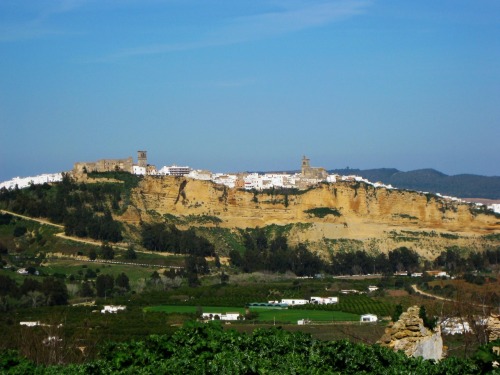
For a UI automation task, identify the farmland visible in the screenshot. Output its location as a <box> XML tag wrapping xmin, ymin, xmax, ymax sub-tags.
<box><xmin>144</xmin><ymin>305</ymin><xmax>360</xmax><ymax>323</ymax></box>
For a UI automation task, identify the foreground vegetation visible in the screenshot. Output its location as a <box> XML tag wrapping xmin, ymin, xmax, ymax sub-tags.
<box><xmin>3</xmin><ymin>322</ymin><xmax>498</xmax><ymax>374</ymax></box>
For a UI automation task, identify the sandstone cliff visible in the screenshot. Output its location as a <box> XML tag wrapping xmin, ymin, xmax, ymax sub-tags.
<box><xmin>119</xmin><ymin>176</ymin><xmax>500</xmax><ymax>258</ymax></box>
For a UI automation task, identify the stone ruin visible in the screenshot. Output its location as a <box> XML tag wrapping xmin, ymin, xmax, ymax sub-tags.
<box><xmin>378</xmin><ymin>305</ymin><xmax>443</xmax><ymax>361</ymax></box>
<box><xmin>487</xmin><ymin>313</ymin><xmax>500</xmax><ymax>343</ymax></box>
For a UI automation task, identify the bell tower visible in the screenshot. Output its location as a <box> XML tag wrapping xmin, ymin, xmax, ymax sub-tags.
<box><xmin>301</xmin><ymin>155</ymin><xmax>310</xmax><ymax>176</ymax></box>
<box><xmin>137</xmin><ymin>150</ymin><xmax>147</xmax><ymax>168</ymax></box>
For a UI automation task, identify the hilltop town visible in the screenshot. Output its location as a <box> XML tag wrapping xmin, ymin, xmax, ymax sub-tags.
<box><xmin>2</xmin><ymin>151</ymin><xmax>499</xmax><ymax>214</ymax></box>
<box><xmin>72</xmin><ymin>151</ymin><xmax>337</xmax><ymax>190</ymax></box>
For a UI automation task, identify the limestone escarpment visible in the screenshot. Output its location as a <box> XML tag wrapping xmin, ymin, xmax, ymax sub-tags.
<box><xmin>119</xmin><ymin>176</ymin><xmax>500</xmax><ymax>258</ymax></box>
<box><xmin>378</xmin><ymin>306</ymin><xmax>443</xmax><ymax>361</ymax></box>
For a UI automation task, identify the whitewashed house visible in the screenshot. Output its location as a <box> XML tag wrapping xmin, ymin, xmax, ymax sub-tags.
<box><xmin>101</xmin><ymin>305</ymin><xmax>126</xmax><ymax>314</ymax></box>
<box><xmin>20</xmin><ymin>321</ymin><xmax>40</xmax><ymax>327</ymax></box>
<box><xmin>440</xmin><ymin>318</ymin><xmax>472</xmax><ymax>335</ymax></box>
<box><xmin>310</xmin><ymin>296</ymin><xmax>338</xmax><ymax>305</ymax></box>
<box><xmin>360</xmin><ymin>314</ymin><xmax>378</xmax><ymax>323</ymax></box>
<box><xmin>202</xmin><ymin>312</ymin><xmax>242</xmax><ymax>321</ymax></box>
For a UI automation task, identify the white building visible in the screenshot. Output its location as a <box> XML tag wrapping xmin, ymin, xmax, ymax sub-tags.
<box><xmin>158</xmin><ymin>165</ymin><xmax>192</xmax><ymax>176</ymax></box>
<box><xmin>440</xmin><ymin>318</ymin><xmax>472</xmax><ymax>335</ymax></box>
<box><xmin>360</xmin><ymin>314</ymin><xmax>378</xmax><ymax>323</ymax></box>
<box><xmin>0</xmin><ymin>173</ymin><xmax>63</xmax><ymax>190</ymax></box>
<box><xmin>202</xmin><ymin>312</ymin><xmax>242</xmax><ymax>321</ymax></box>
<box><xmin>212</xmin><ymin>174</ymin><xmax>238</xmax><ymax>188</ymax></box>
<box><xmin>310</xmin><ymin>296</ymin><xmax>338</xmax><ymax>304</ymax></box>
<box><xmin>281</xmin><ymin>299</ymin><xmax>308</xmax><ymax>306</ymax></box>
<box><xmin>20</xmin><ymin>321</ymin><xmax>41</xmax><ymax>327</ymax></box>
<box><xmin>187</xmin><ymin>170</ymin><xmax>212</xmax><ymax>181</ymax></box>
<box><xmin>101</xmin><ymin>305</ymin><xmax>126</xmax><ymax>314</ymax></box>
<box><xmin>132</xmin><ymin>166</ymin><xmax>147</xmax><ymax>175</ymax></box>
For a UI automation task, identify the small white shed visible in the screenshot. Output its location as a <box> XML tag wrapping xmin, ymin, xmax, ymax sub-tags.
<box><xmin>360</xmin><ymin>314</ymin><xmax>378</xmax><ymax>323</ymax></box>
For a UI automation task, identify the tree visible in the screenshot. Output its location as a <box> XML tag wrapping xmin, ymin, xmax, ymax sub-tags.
<box><xmin>115</xmin><ymin>273</ymin><xmax>130</xmax><ymax>292</ymax></box>
<box><xmin>41</xmin><ymin>277</ymin><xmax>68</xmax><ymax>306</ymax></box>
<box><xmin>100</xmin><ymin>243</ymin><xmax>114</xmax><ymax>260</ymax></box>
<box><xmin>95</xmin><ymin>274</ymin><xmax>114</xmax><ymax>298</ymax></box>
<box><xmin>13</xmin><ymin>226</ymin><xmax>27</xmax><ymax>237</ymax></box>
<box><xmin>392</xmin><ymin>303</ymin><xmax>403</xmax><ymax>322</ymax></box>
<box><xmin>124</xmin><ymin>246</ymin><xmax>137</xmax><ymax>260</ymax></box>
<box><xmin>388</xmin><ymin>247</ymin><xmax>420</xmax><ymax>273</ymax></box>
<box><xmin>79</xmin><ymin>281</ymin><xmax>94</xmax><ymax>297</ymax></box>
<box><xmin>419</xmin><ymin>305</ymin><xmax>437</xmax><ymax>330</ymax></box>
<box><xmin>88</xmin><ymin>249</ymin><xmax>97</xmax><ymax>261</ymax></box>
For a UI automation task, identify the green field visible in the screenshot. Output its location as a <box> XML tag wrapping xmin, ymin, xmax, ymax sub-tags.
<box><xmin>145</xmin><ymin>305</ymin><xmax>360</xmax><ymax>323</ymax></box>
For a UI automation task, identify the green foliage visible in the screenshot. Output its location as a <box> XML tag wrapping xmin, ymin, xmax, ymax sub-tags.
<box><xmin>0</xmin><ymin>176</ymin><xmax>125</xmax><ymax>243</ymax></box>
<box><xmin>392</xmin><ymin>303</ymin><xmax>403</xmax><ymax>322</ymax></box>
<box><xmin>13</xmin><ymin>226</ymin><xmax>27</xmax><ymax>237</ymax></box>
<box><xmin>99</xmin><ymin>243</ymin><xmax>115</xmax><ymax>260</ymax></box>
<box><xmin>141</xmin><ymin>222</ymin><xmax>215</xmax><ymax>257</ymax></box>
<box><xmin>304</xmin><ymin>207</ymin><xmax>342</xmax><ymax>218</ymax></box>
<box><xmin>234</xmin><ymin>231</ymin><xmax>325</xmax><ymax>276</ymax></box>
<box><xmin>419</xmin><ymin>305</ymin><xmax>438</xmax><ymax>330</ymax></box>
<box><xmin>2</xmin><ymin>322</ymin><xmax>485</xmax><ymax>374</ymax></box>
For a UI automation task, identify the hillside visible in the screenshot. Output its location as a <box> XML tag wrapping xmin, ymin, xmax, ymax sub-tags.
<box><xmin>122</xmin><ymin>176</ymin><xmax>500</xmax><ymax>259</ymax></box>
<box><xmin>330</xmin><ymin>168</ymin><xmax>500</xmax><ymax>199</ymax></box>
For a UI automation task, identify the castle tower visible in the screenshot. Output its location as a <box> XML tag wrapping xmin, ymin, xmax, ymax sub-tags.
<box><xmin>301</xmin><ymin>155</ymin><xmax>310</xmax><ymax>176</ymax></box>
<box><xmin>137</xmin><ymin>150</ymin><xmax>147</xmax><ymax>168</ymax></box>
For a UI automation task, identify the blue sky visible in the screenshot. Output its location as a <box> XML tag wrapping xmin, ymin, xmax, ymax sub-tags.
<box><xmin>1</xmin><ymin>0</ymin><xmax>499</xmax><ymax>181</ymax></box>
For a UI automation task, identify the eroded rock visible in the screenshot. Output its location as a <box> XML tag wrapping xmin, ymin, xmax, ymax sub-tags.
<box><xmin>378</xmin><ymin>305</ymin><xmax>443</xmax><ymax>361</ymax></box>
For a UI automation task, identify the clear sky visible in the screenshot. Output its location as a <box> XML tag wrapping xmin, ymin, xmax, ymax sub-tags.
<box><xmin>1</xmin><ymin>0</ymin><xmax>499</xmax><ymax>181</ymax></box>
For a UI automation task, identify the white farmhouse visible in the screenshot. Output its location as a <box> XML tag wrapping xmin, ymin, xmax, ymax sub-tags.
<box><xmin>20</xmin><ymin>321</ymin><xmax>41</xmax><ymax>327</ymax></box>
<box><xmin>202</xmin><ymin>312</ymin><xmax>242</xmax><ymax>321</ymax></box>
<box><xmin>310</xmin><ymin>296</ymin><xmax>338</xmax><ymax>305</ymax></box>
<box><xmin>360</xmin><ymin>314</ymin><xmax>378</xmax><ymax>323</ymax></box>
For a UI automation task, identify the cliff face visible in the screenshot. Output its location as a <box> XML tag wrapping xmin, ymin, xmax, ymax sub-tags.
<box><xmin>120</xmin><ymin>176</ymin><xmax>500</xmax><ymax>258</ymax></box>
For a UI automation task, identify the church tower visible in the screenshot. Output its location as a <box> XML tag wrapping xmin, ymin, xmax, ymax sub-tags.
<box><xmin>137</xmin><ymin>150</ymin><xmax>147</xmax><ymax>168</ymax></box>
<box><xmin>301</xmin><ymin>155</ymin><xmax>310</xmax><ymax>177</ymax></box>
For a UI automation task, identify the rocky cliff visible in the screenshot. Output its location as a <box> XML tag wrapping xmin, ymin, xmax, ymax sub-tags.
<box><xmin>119</xmin><ymin>176</ymin><xmax>500</xmax><ymax>258</ymax></box>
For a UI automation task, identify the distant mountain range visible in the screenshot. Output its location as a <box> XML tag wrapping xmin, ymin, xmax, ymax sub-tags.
<box><xmin>328</xmin><ymin>168</ymin><xmax>500</xmax><ymax>200</ymax></box>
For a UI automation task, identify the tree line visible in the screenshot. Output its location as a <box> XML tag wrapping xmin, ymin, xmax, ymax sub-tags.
<box><xmin>229</xmin><ymin>229</ymin><xmax>324</xmax><ymax>276</ymax></box>
<box><xmin>0</xmin><ymin>275</ymin><xmax>68</xmax><ymax>310</ymax></box>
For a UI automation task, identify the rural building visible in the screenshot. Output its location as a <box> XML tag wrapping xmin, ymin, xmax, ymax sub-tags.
<box><xmin>281</xmin><ymin>299</ymin><xmax>308</xmax><ymax>306</ymax></box>
<box><xmin>426</xmin><ymin>270</ymin><xmax>450</xmax><ymax>278</ymax></box>
<box><xmin>360</xmin><ymin>314</ymin><xmax>378</xmax><ymax>323</ymax></box>
<box><xmin>202</xmin><ymin>312</ymin><xmax>242</xmax><ymax>321</ymax></box>
<box><xmin>101</xmin><ymin>305</ymin><xmax>126</xmax><ymax>314</ymax></box>
<box><xmin>310</xmin><ymin>296</ymin><xmax>338</xmax><ymax>304</ymax></box>
<box><xmin>440</xmin><ymin>318</ymin><xmax>472</xmax><ymax>335</ymax></box>
<box><xmin>20</xmin><ymin>321</ymin><xmax>40</xmax><ymax>327</ymax></box>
